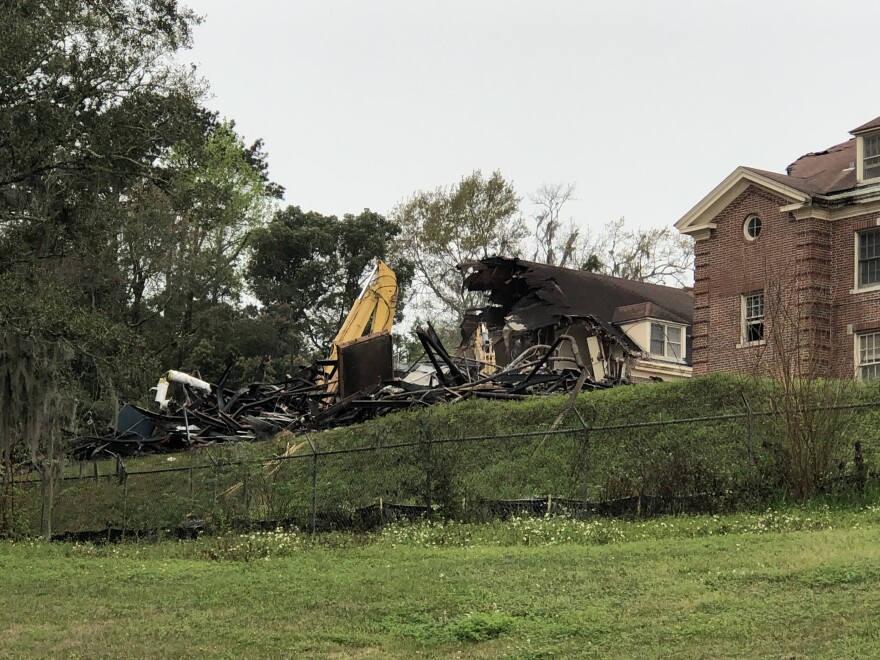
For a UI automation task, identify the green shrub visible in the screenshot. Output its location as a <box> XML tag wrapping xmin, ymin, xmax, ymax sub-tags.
<box><xmin>31</xmin><ymin>374</ymin><xmax>880</xmax><ymax>534</ymax></box>
<box><xmin>448</xmin><ymin>611</ymin><xmax>516</xmax><ymax>643</ymax></box>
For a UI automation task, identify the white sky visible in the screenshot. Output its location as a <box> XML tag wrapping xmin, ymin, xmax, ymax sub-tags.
<box><xmin>180</xmin><ymin>0</ymin><xmax>880</xmax><ymax>235</ymax></box>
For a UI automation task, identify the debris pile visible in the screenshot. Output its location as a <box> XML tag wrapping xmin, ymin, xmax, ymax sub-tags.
<box><xmin>73</xmin><ymin>327</ymin><xmax>610</xmax><ymax>459</ymax></box>
<box><xmin>74</xmin><ymin>256</ymin><xmax>697</xmax><ymax>460</ymax></box>
<box><xmin>456</xmin><ymin>257</ymin><xmax>694</xmax><ymax>383</ymax></box>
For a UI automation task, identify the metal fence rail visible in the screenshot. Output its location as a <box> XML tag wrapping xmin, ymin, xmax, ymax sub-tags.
<box><xmin>5</xmin><ymin>394</ymin><xmax>880</xmax><ymax>539</ymax></box>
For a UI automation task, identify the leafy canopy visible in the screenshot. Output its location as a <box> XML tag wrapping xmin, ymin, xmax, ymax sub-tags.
<box><xmin>391</xmin><ymin>170</ymin><xmax>525</xmax><ymax>322</ymax></box>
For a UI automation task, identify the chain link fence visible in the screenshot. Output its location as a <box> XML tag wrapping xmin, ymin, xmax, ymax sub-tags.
<box><xmin>6</xmin><ymin>392</ymin><xmax>880</xmax><ymax>540</ymax></box>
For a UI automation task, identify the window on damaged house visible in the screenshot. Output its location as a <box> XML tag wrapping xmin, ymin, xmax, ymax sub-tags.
<box><xmin>741</xmin><ymin>292</ymin><xmax>765</xmax><ymax>344</ymax></box>
<box><xmin>858</xmin><ymin>228</ymin><xmax>880</xmax><ymax>288</ymax></box>
<box><xmin>650</xmin><ymin>322</ymin><xmax>683</xmax><ymax>361</ymax></box>
<box><xmin>858</xmin><ymin>332</ymin><xmax>880</xmax><ymax>381</ymax></box>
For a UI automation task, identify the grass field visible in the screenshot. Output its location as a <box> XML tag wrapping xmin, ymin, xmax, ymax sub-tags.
<box><xmin>4</xmin><ymin>505</ymin><xmax>880</xmax><ymax>658</ymax></box>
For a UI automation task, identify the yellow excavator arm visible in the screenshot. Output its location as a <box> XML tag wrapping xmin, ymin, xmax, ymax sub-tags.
<box><xmin>322</xmin><ymin>260</ymin><xmax>397</xmax><ymax>393</ymax></box>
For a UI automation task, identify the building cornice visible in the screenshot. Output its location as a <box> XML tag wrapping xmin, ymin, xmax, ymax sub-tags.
<box><xmin>675</xmin><ymin>167</ymin><xmax>810</xmax><ymax>239</ymax></box>
<box><xmin>791</xmin><ymin>199</ymin><xmax>880</xmax><ymax>222</ymax></box>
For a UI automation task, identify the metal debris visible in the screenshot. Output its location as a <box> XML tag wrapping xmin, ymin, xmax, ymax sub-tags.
<box><xmin>73</xmin><ymin>327</ymin><xmax>613</xmax><ymax>459</ymax></box>
<box><xmin>76</xmin><ymin>256</ymin><xmax>702</xmax><ymax>460</ymax></box>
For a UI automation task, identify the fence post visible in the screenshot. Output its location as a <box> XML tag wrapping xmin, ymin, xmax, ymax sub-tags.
<box><xmin>189</xmin><ymin>466</ymin><xmax>195</xmax><ymax>507</ymax></box>
<box><xmin>213</xmin><ymin>463</ymin><xmax>219</xmax><ymax>520</ymax></box>
<box><xmin>306</xmin><ymin>436</ymin><xmax>318</xmax><ymax>534</ymax></box>
<box><xmin>122</xmin><ymin>478</ymin><xmax>129</xmax><ymax>539</ymax></box>
<box><xmin>421</xmin><ymin>422</ymin><xmax>433</xmax><ymax>517</ymax></box>
<box><xmin>204</xmin><ymin>448</ymin><xmax>219</xmax><ymax>523</ymax></box>
<box><xmin>39</xmin><ymin>466</ymin><xmax>45</xmax><ymax>538</ymax></box>
<box><xmin>574</xmin><ymin>407</ymin><xmax>591</xmax><ymax>512</ymax></box>
<box><xmin>39</xmin><ymin>460</ymin><xmax>58</xmax><ymax>542</ymax></box>
<box><xmin>1</xmin><ymin>466</ymin><xmax>13</xmax><ymax>536</ymax></box>
<box><xmin>242</xmin><ymin>463</ymin><xmax>250</xmax><ymax>529</ymax></box>
<box><xmin>741</xmin><ymin>393</ymin><xmax>756</xmax><ymax>473</ymax></box>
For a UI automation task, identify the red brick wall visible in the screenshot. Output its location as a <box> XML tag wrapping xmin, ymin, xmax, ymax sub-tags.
<box><xmin>830</xmin><ymin>214</ymin><xmax>880</xmax><ymax>378</ymax></box>
<box><xmin>692</xmin><ymin>185</ymin><xmax>880</xmax><ymax>379</ymax></box>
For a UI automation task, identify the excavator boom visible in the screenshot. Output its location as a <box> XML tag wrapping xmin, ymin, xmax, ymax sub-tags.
<box><xmin>323</xmin><ymin>260</ymin><xmax>397</xmax><ymax>393</ymax></box>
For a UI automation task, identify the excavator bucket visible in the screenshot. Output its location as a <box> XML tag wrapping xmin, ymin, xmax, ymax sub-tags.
<box><xmin>321</xmin><ymin>260</ymin><xmax>397</xmax><ymax>396</ymax></box>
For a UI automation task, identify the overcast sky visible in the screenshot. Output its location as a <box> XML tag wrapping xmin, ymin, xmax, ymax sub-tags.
<box><xmin>180</xmin><ymin>0</ymin><xmax>880</xmax><ymax>236</ymax></box>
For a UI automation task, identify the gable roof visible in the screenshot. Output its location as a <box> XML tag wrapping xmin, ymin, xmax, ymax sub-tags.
<box><xmin>676</xmin><ymin>116</ymin><xmax>880</xmax><ymax>237</ymax></box>
<box><xmin>460</xmin><ymin>257</ymin><xmax>693</xmax><ymax>329</ymax></box>
<box><xmin>741</xmin><ymin>140</ymin><xmax>857</xmax><ymax>197</ymax></box>
<box><xmin>740</xmin><ymin>167</ymin><xmax>824</xmax><ymax>196</ymax></box>
<box><xmin>675</xmin><ymin>166</ymin><xmax>811</xmax><ymax>236</ymax></box>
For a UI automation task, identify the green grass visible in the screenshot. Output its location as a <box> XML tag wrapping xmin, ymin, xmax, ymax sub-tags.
<box><xmin>4</xmin><ymin>505</ymin><xmax>880</xmax><ymax>658</ymax></box>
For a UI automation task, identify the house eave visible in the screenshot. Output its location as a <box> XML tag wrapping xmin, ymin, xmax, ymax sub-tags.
<box><xmin>783</xmin><ymin>183</ymin><xmax>880</xmax><ymax>220</ymax></box>
<box><xmin>630</xmin><ymin>357</ymin><xmax>693</xmax><ymax>381</ymax></box>
<box><xmin>675</xmin><ymin>167</ymin><xmax>811</xmax><ymax>237</ymax></box>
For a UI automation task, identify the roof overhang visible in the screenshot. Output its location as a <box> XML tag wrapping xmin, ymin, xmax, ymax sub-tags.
<box><xmin>675</xmin><ymin>167</ymin><xmax>811</xmax><ymax>239</ymax></box>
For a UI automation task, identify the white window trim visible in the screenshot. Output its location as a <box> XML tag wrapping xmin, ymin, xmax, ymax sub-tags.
<box><xmin>648</xmin><ymin>321</ymin><xmax>686</xmax><ymax>363</ymax></box>
<box><xmin>851</xmin><ymin>226</ymin><xmax>880</xmax><ymax>293</ymax></box>
<box><xmin>737</xmin><ymin>291</ymin><xmax>766</xmax><ymax>348</ymax></box>
<box><xmin>743</xmin><ymin>214</ymin><xmax>762</xmax><ymax>241</ymax></box>
<box><xmin>857</xmin><ymin>131</ymin><xmax>880</xmax><ymax>185</ymax></box>
<box><xmin>855</xmin><ymin>331</ymin><xmax>880</xmax><ymax>381</ymax></box>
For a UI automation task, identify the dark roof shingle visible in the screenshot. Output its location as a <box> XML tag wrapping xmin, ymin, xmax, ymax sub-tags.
<box><xmin>742</xmin><ymin>139</ymin><xmax>857</xmax><ymax>196</ymax></box>
<box><xmin>460</xmin><ymin>257</ymin><xmax>693</xmax><ymax>329</ymax></box>
<box><xmin>851</xmin><ymin>115</ymin><xmax>880</xmax><ymax>134</ymax></box>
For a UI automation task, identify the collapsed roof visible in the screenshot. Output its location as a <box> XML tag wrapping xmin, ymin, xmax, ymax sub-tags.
<box><xmin>459</xmin><ymin>257</ymin><xmax>693</xmax><ymax>330</ymax></box>
<box><xmin>75</xmin><ymin>259</ymin><xmax>696</xmax><ymax>459</ymax></box>
<box><xmin>458</xmin><ymin>257</ymin><xmax>694</xmax><ymax>381</ymax></box>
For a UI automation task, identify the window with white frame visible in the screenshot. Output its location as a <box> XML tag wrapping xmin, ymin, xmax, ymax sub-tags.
<box><xmin>858</xmin><ymin>228</ymin><xmax>880</xmax><ymax>288</ymax></box>
<box><xmin>858</xmin><ymin>332</ymin><xmax>880</xmax><ymax>381</ymax></box>
<box><xmin>742</xmin><ymin>292</ymin><xmax>764</xmax><ymax>344</ymax></box>
<box><xmin>863</xmin><ymin>133</ymin><xmax>880</xmax><ymax>181</ymax></box>
<box><xmin>649</xmin><ymin>322</ymin><xmax>683</xmax><ymax>361</ymax></box>
<box><xmin>743</xmin><ymin>214</ymin><xmax>762</xmax><ymax>241</ymax></box>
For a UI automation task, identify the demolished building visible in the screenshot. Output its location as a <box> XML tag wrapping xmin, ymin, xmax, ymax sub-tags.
<box><xmin>458</xmin><ymin>257</ymin><xmax>694</xmax><ymax>383</ymax></box>
<box><xmin>73</xmin><ymin>258</ymin><xmax>695</xmax><ymax>459</ymax></box>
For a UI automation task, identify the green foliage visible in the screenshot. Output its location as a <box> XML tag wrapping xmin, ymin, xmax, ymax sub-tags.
<box><xmin>0</xmin><ymin>0</ymin><xmax>292</xmax><ymax>453</ymax></box>
<box><xmin>1</xmin><ymin>0</ymin><xmax>199</xmax><ymax>446</ymax></box>
<box><xmin>9</xmin><ymin>374</ymin><xmax>880</xmax><ymax>538</ymax></box>
<box><xmin>391</xmin><ymin>170</ymin><xmax>526</xmax><ymax>322</ymax></box>
<box><xmin>448</xmin><ymin>612</ymin><xmax>515</xmax><ymax>643</ymax></box>
<box><xmin>201</xmin><ymin>528</ymin><xmax>307</xmax><ymax>562</ymax></box>
<box><xmin>249</xmin><ymin>206</ymin><xmax>413</xmax><ymax>366</ymax></box>
<box><xmin>758</xmin><ymin>378</ymin><xmax>861</xmax><ymax>501</ymax></box>
<box><xmin>128</xmin><ymin>120</ymin><xmax>281</xmax><ymax>373</ymax></box>
<box><xmin>371</xmin><ymin>504</ymin><xmax>878</xmax><ymax>548</ymax></box>
<box><xmin>248</xmin><ymin>205</ymin><xmax>413</xmax><ymax>361</ymax></box>
<box><xmin>293</xmin><ymin>374</ymin><xmax>877</xmax><ymax>515</ymax></box>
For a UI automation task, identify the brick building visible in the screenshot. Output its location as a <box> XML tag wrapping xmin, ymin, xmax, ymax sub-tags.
<box><xmin>675</xmin><ymin>116</ymin><xmax>880</xmax><ymax>380</ymax></box>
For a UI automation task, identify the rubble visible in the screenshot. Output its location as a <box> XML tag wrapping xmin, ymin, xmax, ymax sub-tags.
<box><xmin>73</xmin><ymin>257</ymin><xmax>694</xmax><ymax>460</ymax></box>
<box><xmin>457</xmin><ymin>257</ymin><xmax>694</xmax><ymax>383</ymax></box>
<box><xmin>73</xmin><ymin>328</ymin><xmax>611</xmax><ymax>460</ymax></box>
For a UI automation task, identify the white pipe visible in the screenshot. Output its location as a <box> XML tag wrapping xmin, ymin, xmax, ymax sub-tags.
<box><xmin>166</xmin><ymin>370</ymin><xmax>212</xmax><ymax>393</ymax></box>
